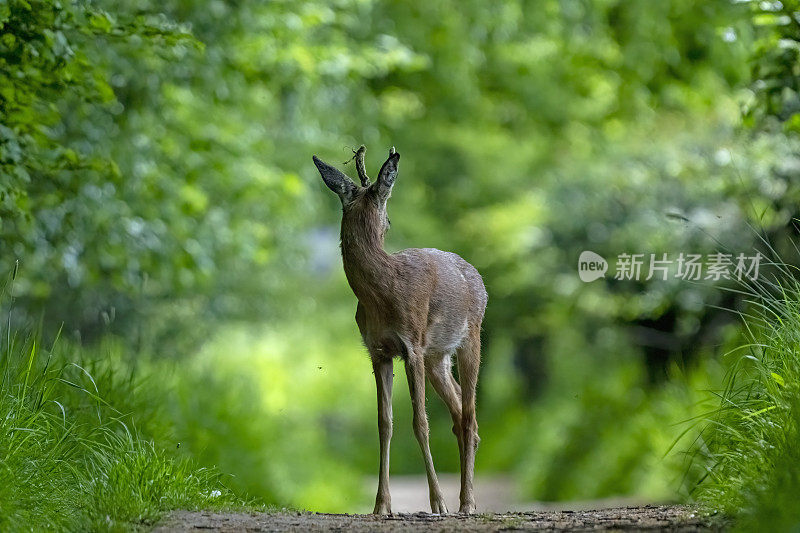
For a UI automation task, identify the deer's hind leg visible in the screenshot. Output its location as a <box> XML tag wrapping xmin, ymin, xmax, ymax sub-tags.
<box><xmin>455</xmin><ymin>325</ymin><xmax>481</xmax><ymax>514</ymax></box>
<box><xmin>426</xmin><ymin>354</ymin><xmax>464</xmax><ymax>485</ymax></box>
<box><xmin>405</xmin><ymin>347</ymin><xmax>448</xmax><ymax>513</ymax></box>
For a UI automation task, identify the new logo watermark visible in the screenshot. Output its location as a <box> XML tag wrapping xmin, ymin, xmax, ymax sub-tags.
<box><xmin>578</xmin><ymin>250</ymin><xmax>608</xmax><ymax>282</ymax></box>
<box><xmin>578</xmin><ymin>251</ymin><xmax>762</xmax><ymax>282</ymax></box>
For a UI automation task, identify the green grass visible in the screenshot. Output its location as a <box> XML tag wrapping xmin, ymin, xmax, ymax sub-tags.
<box><xmin>693</xmin><ymin>262</ymin><xmax>800</xmax><ymax>531</ymax></box>
<box><xmin>0</xmin><ymin>323</ymin><xmax>247</xmax><ymax>531</ymax></box>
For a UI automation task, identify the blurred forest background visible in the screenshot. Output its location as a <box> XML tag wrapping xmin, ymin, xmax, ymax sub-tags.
<box><xmin>2</xmin><ymin>0</ymin><xmax>800</xmax><ymax>520</ymax></box>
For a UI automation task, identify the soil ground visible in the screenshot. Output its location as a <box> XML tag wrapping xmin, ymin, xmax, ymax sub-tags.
<box><xmin>155</xmin><ymin>505</ymin><xmax>725</xmax><ymax>532</ymax></box>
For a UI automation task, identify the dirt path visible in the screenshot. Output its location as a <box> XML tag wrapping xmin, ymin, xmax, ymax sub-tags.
<box><xmin>155</xmin><ymin>505</ymin><xmax>724</xmax><ymax>532</ymax></box>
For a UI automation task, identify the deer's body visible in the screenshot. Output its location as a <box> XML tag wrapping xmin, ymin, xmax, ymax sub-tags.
<box><xmin>350</xmin><ymin>248</ymin><xmax>486</xmax><ymax>360</ymax></box>
<box><xmin>313</xmin><ymin>146</ymin><xmax>486</xmax><ymax>515</ymax></box>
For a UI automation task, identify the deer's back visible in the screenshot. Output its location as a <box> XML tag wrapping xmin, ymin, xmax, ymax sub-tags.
<box><xmin>393</xmin><ymin>248</ymin><xmax>486</xmax><ymax>313</ymax></box>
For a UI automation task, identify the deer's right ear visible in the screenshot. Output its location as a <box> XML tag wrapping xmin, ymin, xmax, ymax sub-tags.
<box><xmin>374</xmin><ymin>151</ymin><xmax>400</xmax><ymax>198</ymax></box>
<box><xmin>313</xmin><ymin>155</ymin><xmax>357</xmax><ymax>205</ymax></box>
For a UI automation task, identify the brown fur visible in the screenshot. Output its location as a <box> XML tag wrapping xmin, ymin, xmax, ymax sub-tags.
<box><xmin>313</xmin><ymin>146</ymin><xmax>487</xmax><ymax>514</ymax></box>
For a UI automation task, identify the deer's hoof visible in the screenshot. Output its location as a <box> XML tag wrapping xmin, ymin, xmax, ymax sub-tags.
<box><xmin>373</xmin><ymin>501</ymin><xmax>392</xmax><ymax>515</ymax></box>
<box><xmin>430</xmin><ymin>496</ymin><xmax>448</xmax><ymax>514</ymax></box>
<box><xmin>458</xmin><ymin>502</ymin><xmax>476</xmax><ymax>514</ymax></box>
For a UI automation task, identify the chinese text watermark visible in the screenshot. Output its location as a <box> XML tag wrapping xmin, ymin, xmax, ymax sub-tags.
<box><xmin>578</xmin><ymin>251</ymin><xmax>762</xmax><ymax>282</ymax></box>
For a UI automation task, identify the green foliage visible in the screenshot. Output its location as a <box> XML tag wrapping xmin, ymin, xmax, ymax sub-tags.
<box><xmin>0</xmin><ymin>0</ymin><xmax>200</xmax><ymax>342</ymax></box>
<box><xmin>0</xmin><ymin>311</ymin><xmax>244</xmax><ymax>531</ymax></box>
<box><xmin>1</xmin><ymin>0</ymin><xmax>790</xmax><ymax>350</ymax></box>
<box><xmin>2</xmin><ymin>0</ymin><xmax>800</xmax><ymax>521</ymax></box>
<box><xmin>694</xmin><ymin>267</ymin><xmax>800</xmax><ymax>531</ymax></box>
<box><xmin>165</xmin><ymin>325</ymin><xmax>370</xmax><ymax>510</ymax></box>
<box><xmin>745</xmin><ymin>0</ymin><xmax>800</xmax><ymax>131</ymax></box>
<box><xmin>682</xmin><ymin>4</ymin><xmax>800</xmax><ymax>526</ymax></box>
<box><xmin>86</xmin><ymin>437</ymin><xmax>236</xmax><ymax>532</ymax></box>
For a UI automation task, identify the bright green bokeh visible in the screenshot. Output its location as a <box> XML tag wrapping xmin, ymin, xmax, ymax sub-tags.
<box><xmin>2</xmin><ymin>0</ymin><xmax>800</xmax><ymax>525</ymax></box>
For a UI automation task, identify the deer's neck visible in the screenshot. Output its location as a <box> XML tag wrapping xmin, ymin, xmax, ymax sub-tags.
<box><xmin>340</xmin><ymin>224</ymin><xmax>394</xmax><ymax>304</ymax></box>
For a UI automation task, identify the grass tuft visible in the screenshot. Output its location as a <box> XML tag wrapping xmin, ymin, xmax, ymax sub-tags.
<box><xmin>0</xmin><ymin>317</ymin><xmax>246</xmax><ymax>531</ymax></box>
<box><xmin>694</xmin><ymin>264</ymin><xmax>800</xmax><ymax>531</ymax></box>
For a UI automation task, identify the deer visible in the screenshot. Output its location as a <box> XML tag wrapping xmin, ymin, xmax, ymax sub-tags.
<box><xmin>312</xmin><ymin>145</ymin><xmax>487</xmax><ymax>515</ymax></box>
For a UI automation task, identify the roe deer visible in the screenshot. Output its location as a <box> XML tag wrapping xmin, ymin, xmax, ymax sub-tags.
<box><xmin>313</xmin><ymin>145</ymin><xmax>487</xmax><ymax>514</ymax></box>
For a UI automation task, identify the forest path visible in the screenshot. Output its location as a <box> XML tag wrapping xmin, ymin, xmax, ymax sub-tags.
<box><xmin>155</xmin><ymin>505</ymin><xmax>722</xmax><ymax>532</ymax></box>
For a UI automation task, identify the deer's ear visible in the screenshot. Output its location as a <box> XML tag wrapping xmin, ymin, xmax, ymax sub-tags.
<box><xmin>375</xmin><ymin>151</ymin><xmax>400</xmax><ymax>198</ymax></box>
<box><xmin>313</xmin><ymin>155</ymin><xmax>357</xmax><ymax>204</ymax></box>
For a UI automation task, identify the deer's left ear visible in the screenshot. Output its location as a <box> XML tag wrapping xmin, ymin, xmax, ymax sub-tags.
<box><xmin>313</xmin><ymin>155</ymin><xmax>358</xmax><ymax>205</ymax></box>
<box><xmin>375</xmin><ymin>151</ymin><xmax>399</xmax><ymax>198</ymax></box>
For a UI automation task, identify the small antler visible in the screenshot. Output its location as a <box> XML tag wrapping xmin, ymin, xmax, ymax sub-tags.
<box><xmin>354</xmin><ymin>145</ymin><xmax>371</xmax><ymax>187</ymax></box>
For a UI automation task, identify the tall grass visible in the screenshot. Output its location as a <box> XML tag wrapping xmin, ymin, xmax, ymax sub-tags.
<box><xmin>0</xmin><ymin>281</ymin><xmax>244</xmax><ymax>530</ymax></box>
<box><xmin>694</xmin><ymin>261</ymin><xmax>800</xmax><ymax>531</ymax></box>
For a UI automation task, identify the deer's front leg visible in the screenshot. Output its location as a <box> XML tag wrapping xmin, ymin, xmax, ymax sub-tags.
<box><xmin>405</xmin><ymin>351</ymin><xmax>448</xmax><ymax>514</ymax></box>
<box><xmin>372</xmin><ymin>357</ymin><xmax>393</xmax><ymax>515</ymax></box>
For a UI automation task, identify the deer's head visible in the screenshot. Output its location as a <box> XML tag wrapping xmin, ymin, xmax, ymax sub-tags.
<box><xmin>313</xmin><ymin>146</ymin><xmax>400</xmax><ymax>243</ymax></box>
